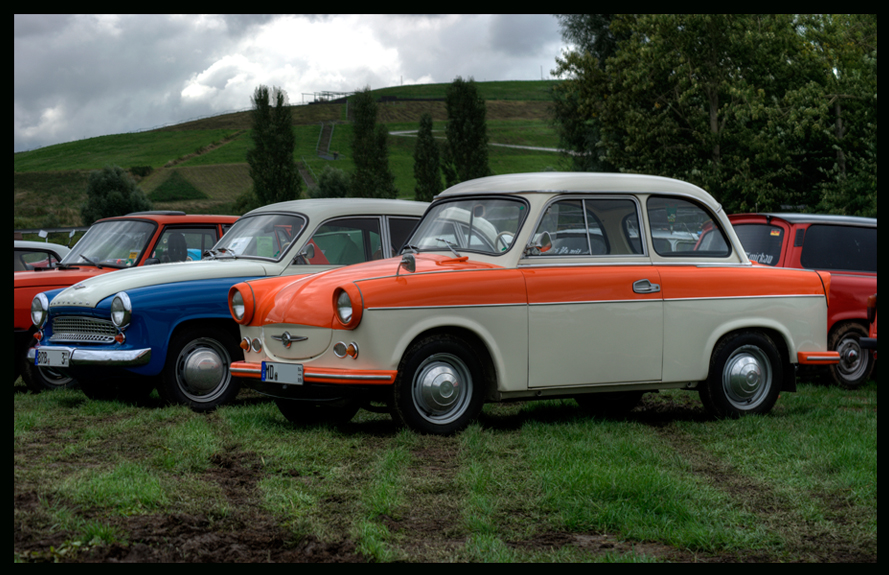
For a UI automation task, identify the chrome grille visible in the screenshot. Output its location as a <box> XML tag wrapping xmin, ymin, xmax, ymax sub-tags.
<box><xmin>49</xmin><ymin>316</ymin><xmax>117</xmax><ymax>343</ymax></box>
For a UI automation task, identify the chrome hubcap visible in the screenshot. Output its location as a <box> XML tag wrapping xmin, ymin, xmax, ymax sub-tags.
<box><xmin>412</xmin><ymin>353</ymin><xmax>472</xmax><ymax>425</ymax></box>
<box><xmin>836</xmin><ymin>337</ymin><xmax>866</xmax><ymax>379</ymax></box>
<box><xmin>722</xmin><ymin>345</ymin><xmax>771</xmax><ymax>409</ymax></box>
<box><xmin>176</xmin><ymin>338</ymin><xmax>230</xmax><ymax>401</ymax></box>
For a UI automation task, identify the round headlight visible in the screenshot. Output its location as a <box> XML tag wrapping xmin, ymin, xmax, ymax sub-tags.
<box><xmin>231</xmin><ymin>290</ymin><xmax>245</xmax><ymax>321</ymax></box>
<box><xmin>336</xmin><ymin>290</ymin><xmax>352</xmax><ymax>324</ymax></box>
<box><xmin>31</xmin><ymin>293</ymin><xmax>49</xmax><ymax>328</ymax></box>
<box><xmin>110</xmin><ymin>292</ymin><xmax>132</xmax><ymax>328</ymax></box>
<box><xmin>228</xmin><ymin>284</ymin><xmax>254</xmax><ymax>325</ymax></box>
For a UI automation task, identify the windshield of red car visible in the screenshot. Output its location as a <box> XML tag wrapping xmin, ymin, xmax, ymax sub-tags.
<box><xmin>61</xmin><ymin>219</ymin><xmax>156</xmax><ymax>268</ymax></box>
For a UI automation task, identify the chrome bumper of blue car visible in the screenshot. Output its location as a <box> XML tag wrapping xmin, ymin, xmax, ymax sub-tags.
<box><xmin>27</xmin><ymin>346</ymin><xmax>152</xmax><ymax>367</ymax></box>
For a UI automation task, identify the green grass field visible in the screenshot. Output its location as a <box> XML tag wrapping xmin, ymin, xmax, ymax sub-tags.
<box><xmin>14</xmin><ymin>380</ymin><xmax>876</xmax><ymax>562</ymax></box>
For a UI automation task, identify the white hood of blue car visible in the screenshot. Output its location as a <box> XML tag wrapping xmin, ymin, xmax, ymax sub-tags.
<box><xmin>49</xmin><ymin>259</ymin><xmax>279</xmax><ymax>309</ymax></box>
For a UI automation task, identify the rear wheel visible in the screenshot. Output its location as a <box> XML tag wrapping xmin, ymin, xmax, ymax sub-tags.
<box><xmin>391</xmin><ymin>335</ymin><xmax>486</xmax><ymax>435</ymax></box>
<box><xmin>828</xmin><ymin>323</ymin><xmax>874</xmax><ymax>389</ymax></box>
<box><xmin>158</xmin><ymin>327</ymin><xmax>243</xmax><ymax>411</ymax></box>
<box><xmin>700</xmin><ymin>331</ymin><xmax>783</xmax><ymax>419</ymax></box>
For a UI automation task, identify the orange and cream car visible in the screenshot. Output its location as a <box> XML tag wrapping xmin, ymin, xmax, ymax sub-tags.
<box><xmin>228</xmin><ymin>173</ymin><xmax>839</xmax><ymax>434</ymax></box>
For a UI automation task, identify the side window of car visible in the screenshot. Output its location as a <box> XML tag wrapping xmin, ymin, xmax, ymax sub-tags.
<box><xmin>799</xmin><ymin>225</ymin><xmax>876</xmax><ymax>272</ymax></box>
<box><xmin>646</xmin><ymin>196</ymin><xmax>730</xmax><ymax>257</ymax></box>
<box><xmin>154</xmin><ymin>227</ymin><xmax>220</xmax><ymax>262</ymax></box>
<box><xmin>533</xmin><ymin>200</ymin><xmax>591</xmax><ymax>256</ymax></box>
<box><xmin>531</xmin><ymin>198</ymin><xmax>643</xmax><ymax>257</ymax></box>
<box><xmin>310</xmin><ymin>218</ymin><xmax>383</xmax><ymax>265</ymax></box>
<box><xmin>387</xmin><ymin>217</ymin><xmax>420</xmax><ymax>256</ymax></box>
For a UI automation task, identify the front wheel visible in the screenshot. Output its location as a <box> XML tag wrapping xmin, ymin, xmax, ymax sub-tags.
<box><xmin>699</xmin><ymin>331</ymin><xmax>783</xmax><ymax>419</ymax></box>
<box><xmin>158</xmin><ymin>327</ymin><xmax>243</xmax><ymax>411</ymax></box>
<box><xmin>390</xmin><ymin>335</ymin><xmax>486</xmax><ymax>435</ymax></box>
<box><xmin>20</xmin><ymin>342</ymin><xmax>77</xmax><ymax>393</ymax></box>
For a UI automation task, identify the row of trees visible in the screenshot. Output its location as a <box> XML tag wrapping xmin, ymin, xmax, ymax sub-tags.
<box><xmin>551</xmin><ymin>14</ymin><xmax>877</xmax><ymax>216</ymax></box>
<box><xmin>311</xmin><ymin>77</ymin><xmax>491</xmax><ymax>202</ymax></box>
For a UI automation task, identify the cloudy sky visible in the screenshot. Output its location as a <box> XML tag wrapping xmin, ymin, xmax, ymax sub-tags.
<box><xmin>14</xmin><ymin>14</ymin><xmax>566</xmax><ymax>153</ymax></box>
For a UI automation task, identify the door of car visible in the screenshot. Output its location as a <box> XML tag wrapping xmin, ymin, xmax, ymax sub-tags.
<box><xmin>520</xmin><ymin>197</ymin><xmax>664</xmax><ymax>388</ymax></box>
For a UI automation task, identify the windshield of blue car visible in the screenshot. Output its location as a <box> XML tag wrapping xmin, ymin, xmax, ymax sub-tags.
<box><xmin>210</xmin><ymin>213</ymin><xmax>307</xmax><ymax>261</ymax></box>
<box><xmin>407</xmin><ymin>198</ymin><xmax>527</xmax><ymax>256</ymax></box>
<box><xmin>60</xmin><ymin>219</ymin><xmax>156</xmax><ymax>268</ymax></box>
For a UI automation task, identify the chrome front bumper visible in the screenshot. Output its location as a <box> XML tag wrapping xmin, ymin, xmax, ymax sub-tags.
<box><xmin>27</xmin><ymin>346</ymin><xmax>152</xmax><ymax>367</ymax></box>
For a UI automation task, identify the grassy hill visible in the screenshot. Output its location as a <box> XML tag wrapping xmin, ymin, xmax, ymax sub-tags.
<box><xmin>14</xmin><ymin>80</ymin><xmax>566</xmax><ymax>232</ymax></box>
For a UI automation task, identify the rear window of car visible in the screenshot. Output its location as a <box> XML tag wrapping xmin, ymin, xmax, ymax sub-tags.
<box><xmin>733</xmin><ymin>224</ymin><xmax>784</xmax><ymax>266</ymax></box>
<box><xmin>800</xmin><ymin>224</ymin><xmax>876</xmax><ymax>272</ymax></box>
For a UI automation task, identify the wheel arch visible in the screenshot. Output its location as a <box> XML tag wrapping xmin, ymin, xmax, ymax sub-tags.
<box><xmin>166</xmin><ymin>317</ymin><xmax>244</xmax><ymax>363</ymax></box>
<box><xmin>400</xmin><ymin>325</ymin><xmax>499</xmax><ymax>400</ymax></box>
<box><xmin>709</xmin><ymin>326</ymin><xmax>795</xmax><ymax>392</ymax></box>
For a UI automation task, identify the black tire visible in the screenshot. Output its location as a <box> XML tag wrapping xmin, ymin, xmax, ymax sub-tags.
<box><xmin>157</xmin><ymin>327</ymin><xmax>243</xmax><ymax>411</ymax></box>
<box><xmin>575</xmin><ymin>391</ymin><xmax>644</xmax><ymax>417</ymax></box>
<box><xmin>390</xmin><ymin>335</ymin><xmax>486</xmax><ymax>435</ymax></box>
<box><xmin>275</xmin><ymin>398</ymin><xmax>360</xmax><ymax>426</ymax></box>
<box><xmin>20</xmin><ymin>343</ymin><xmax>77</xmax><ymax>393</ymax></box>
<box><xmin>827</xmin><ymin>322</ymin><xmax>874</xmax><ymax>389</ymax></box>
<box><xmin>699</xmin><ymin>331</ymin><xmax>783</xmax><ymax>419</ymax></box>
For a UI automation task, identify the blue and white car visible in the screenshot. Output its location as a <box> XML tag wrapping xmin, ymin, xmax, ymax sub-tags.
<box><xmin>28</xmin><ymin>198</ymin><xmax>427</xmax><ymax>410</ymax></box>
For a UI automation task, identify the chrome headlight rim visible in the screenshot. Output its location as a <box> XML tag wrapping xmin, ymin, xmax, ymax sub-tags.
<box><xmin>110</xmin><ymin>291</ymin><xmax>132</xmax><ymax>329</ymax></box>
<box><xmin>335</xmin><ymin>290</ymin><xmax>353</xmax><ymax>324</ymax></box>
<box><xmin>231</xmin><ymin>290</ymin><xmax>245</xmax><ymax>321</ymax></box>
<box><xmin>31</xmin><ymin>293</ymin><xmax>49</xmax><ymax>328</ymax></box>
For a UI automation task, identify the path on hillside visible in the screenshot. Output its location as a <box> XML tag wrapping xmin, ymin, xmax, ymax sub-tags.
<box><xmin>388</xmin><ymin>130</ymin><xmax>567</xmax><ymax>154</ymax></box>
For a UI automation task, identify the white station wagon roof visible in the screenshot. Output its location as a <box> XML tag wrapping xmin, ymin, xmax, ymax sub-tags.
<box><xmin>437</xmin><ymin>172</ymin><xmax>723</xmax><ymax>212</ymax></box>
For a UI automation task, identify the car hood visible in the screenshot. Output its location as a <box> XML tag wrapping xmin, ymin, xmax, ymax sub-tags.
<box><xmin>14</xmin><ymin>266</ymin><xmax>113</xmax><ymax>292</ymax></box>
<box><xmin>48</xmin><ymin>259</ymin><xmax>280</xmax><ymax>309</ymax></box>
<box><xmin>252</xmin><ymin>253</ymin><xmax>510</xmax><ymax>328</ymax></box>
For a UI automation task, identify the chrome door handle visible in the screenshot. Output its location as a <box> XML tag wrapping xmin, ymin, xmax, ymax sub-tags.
<box><xmin>633</xmin><ymin>279</ymin><xmax>661</xmax><ymax>294</ymax></box>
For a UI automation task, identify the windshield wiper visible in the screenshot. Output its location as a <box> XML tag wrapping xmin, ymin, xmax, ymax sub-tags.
<box><xmin>78</xmin><ymin>254</ymin><xmax>103</xmax><ymax>269</ymax></box>
<box><xmin>435</xmin><ymin>238</ymin><xmax>461</xmax><ymax>258</ymax></box>
<box><xmin>402</xmin><ymin>243</ymin><xmax>421</xmax><ymax>254</ymax></box>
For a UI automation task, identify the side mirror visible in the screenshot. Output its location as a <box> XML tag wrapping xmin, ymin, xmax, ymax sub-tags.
<box><xmin>294</xmin><ymin>243</ymin><xmax>315</xmax><ymax>265</ymax></box>
<box><xmin>524</xmin><ymin>231</ymin><xmax>553</xmax><ymax>257</ymax></box>
<box><xmin>144</xmin><ymin>257</ymin><xmax>161</xmax><ymax>266</ymax></box>
<box><xmin>396</xmin><ymin>253</ymin><xmax>416</xmax><ymax>277</ymax></box>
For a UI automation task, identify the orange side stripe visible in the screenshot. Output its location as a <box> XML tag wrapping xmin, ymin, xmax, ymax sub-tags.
<box><xmin>797</xmin><ymin>351</ymin><xmax>840</xmax><ymax>365</ymax></box>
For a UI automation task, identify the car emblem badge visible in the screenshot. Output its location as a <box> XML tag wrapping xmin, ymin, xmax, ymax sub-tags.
<box><xmin>271</xmin><ymin>331</ymin><xmax>307</xmax><ymax>348</ymax></box>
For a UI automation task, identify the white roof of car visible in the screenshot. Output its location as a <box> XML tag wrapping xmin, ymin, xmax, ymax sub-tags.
<box><xmin>437</xmin><ymin>172</ymin><xmax>722</xmax><ymax>211</ymax></box>
<box><xmin>14</xmin><ymin>240</ymin><xmax>71</xmax><ymax>257</ymax></box>
<box><xmin>245</xmin><ymin>198</ymin><xmax>428</xmax><ymax>219</ymax></box>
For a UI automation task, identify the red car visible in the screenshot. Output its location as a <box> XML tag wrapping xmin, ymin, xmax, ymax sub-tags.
<box><xmin>728</xmin><ymin>213</ymin><xmax>877</xmax><ymax>388</ymax></box>
<box><xmin>14</xmin><ymin>210</ymin><xmax>237</xmax><ymax>391</ymax></box>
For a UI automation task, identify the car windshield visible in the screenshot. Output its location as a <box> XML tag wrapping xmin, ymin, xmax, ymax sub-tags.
<box><xmin>61</xmin><ymin>219</ymin><xmax>156</xmax><ymax>268</ymax></box>
<box><xmin>406</xmin><ymin>198</ymin><xmax>527</xmax><ymax>256</ymax></box>
<box><xmin>210</xmin><ymin>213</ymin><xmax>307</xmax><ymax>261</ymax></box>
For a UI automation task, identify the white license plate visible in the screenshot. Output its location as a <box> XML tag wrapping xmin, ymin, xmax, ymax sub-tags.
<box><xmin>35</xmin><ymin>348</ymin><xmax>70</xmax><ymax>368</ymax></box>
<box><xmin>261</xmin><ymin>361</ymin><xmax>303</xmax><ymax>385</ymax></box>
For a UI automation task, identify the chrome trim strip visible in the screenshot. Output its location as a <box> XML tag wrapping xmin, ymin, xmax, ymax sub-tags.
<box><xmin>305</xmin><ymin>372</ymin><xmax>393</xmax><ymax>381</ymax></box>
<box><xmin>368</xmin><ymin>294</ymin><xmax>822</xmax><ymax>310</ymax></box>
<box><xmin>367</xmin><ymin>302</ymin><xmax>526</xmax><ymax>311</ymax></box>
<box><xmin>803</xmin><ymin>355</ymin><xmax>839</xmax><ymax>361</ymax></box>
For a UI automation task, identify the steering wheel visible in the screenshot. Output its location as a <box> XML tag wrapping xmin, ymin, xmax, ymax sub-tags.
<box><xmin>495</xmin><ymin>231</ymin><xmax>514</xmax><ymax>252</ymax></box>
